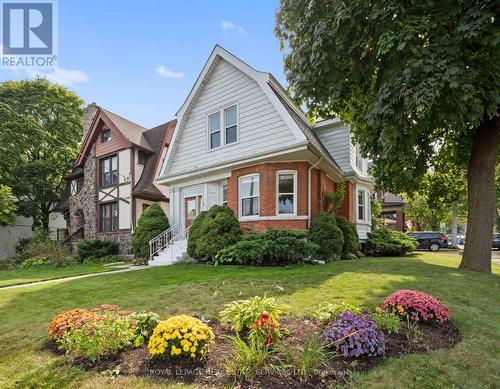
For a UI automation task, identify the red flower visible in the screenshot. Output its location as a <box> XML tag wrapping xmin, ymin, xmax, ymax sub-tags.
<box><xmin>260</xmin><ymin>313</ymin><xmax>269</xmax><ymax>320</ymax></box>
<box><xmin>265</xmin><ymin>335</ymin><xmax>273</xmax><ymax>345</ymax></box>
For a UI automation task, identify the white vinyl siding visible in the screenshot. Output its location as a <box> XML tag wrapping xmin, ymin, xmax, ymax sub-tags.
<box><xmin>164</xmin><ymin>59</ymin><xmax>299</xmax><ymax>176</ymax></box>
<box><xmin>314</xmin><ymin>124</ymin><xmax>353</xmax><ymax>172</ymax></box>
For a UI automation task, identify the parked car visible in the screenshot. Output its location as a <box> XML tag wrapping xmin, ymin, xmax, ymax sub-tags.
<box><xmin>493</xmin><ymin>234</ymin><xmax>500</xmax><ymax>250</ymax></box>
<box><xmin>410</xmin><ymin>231</ymin><xmax>448</xmax><ymax>252</ymax></box>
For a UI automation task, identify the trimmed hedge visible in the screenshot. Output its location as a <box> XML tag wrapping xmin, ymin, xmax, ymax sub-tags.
<box><xmin>194</xmin><ymin>205</ymin><xmax>242</xmax><ymax>260</ymax></box>
<box><xmin>308</xmin><ymin>213</ymin><xmax>343</xmax><ymax>261</ymax></box>
<box><xmin>215</xmin><ymin>229</ymin><xmax>317</xmax><ymax>266</ymax></box>
<box><xmin>76</xmin><ymin>239</ymin><xmax>119</xmax><ymax>261</ymax></box>
<box><xmin>365</xmin><ymin>229</ymin><xmax>418</xmax><ymax>256</ymax></box>
<box><xmin>186</xmin><ymin>211</ymin><xmax>207</xmax><ymax>259</ymax></box>
<box><xmin>336</xmin><ymin>216</ymin><xmax>360</xmax><ymax>259</ymax></box>
<box><xmin>132</xmin><ymin>203</ymin><xmax>170</xmax><ymax>259</ymax></box>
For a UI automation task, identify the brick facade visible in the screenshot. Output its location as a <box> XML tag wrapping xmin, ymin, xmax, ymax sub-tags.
<box><xmin>338</xmin><ymin>181</ymin><xmax>355</xmax><ymax>223</ymax></box>
<box><xmin>226</xmin><ymin>162</ymin><xmax>343</xmax><ymax>232</ymax></box>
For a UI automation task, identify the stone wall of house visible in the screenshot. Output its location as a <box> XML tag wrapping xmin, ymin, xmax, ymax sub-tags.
<box><xmin>69</xmin><ymin>146</ymin><xmax>98</xmax><ymax>240</ymax></box>
<box><xmin>97</xmin><ymin>232</ymin><xmax>132</xmax><ymax>255</ymax></box>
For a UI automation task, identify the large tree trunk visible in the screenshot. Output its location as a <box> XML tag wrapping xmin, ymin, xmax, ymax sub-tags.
<box><xmin>459</xmin><ymin>114</ymin><xmax>500</xmax><ymax>273</ymax></box>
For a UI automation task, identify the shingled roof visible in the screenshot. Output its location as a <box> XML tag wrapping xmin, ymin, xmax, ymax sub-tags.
<box><xmin>100</xmin><ymin>108</ymin><xmax>153</xmax><ymax>152</ymax></box>
<box><xmin>132</xmin><ymin>120</ymin><xmax>176</xmax><ymax>200</ymax></box>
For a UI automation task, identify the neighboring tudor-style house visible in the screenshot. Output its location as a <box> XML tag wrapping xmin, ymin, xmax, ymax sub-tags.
<box><xmin>56</xmin><ymin>104</ymin><xmax>175</xmax><ymax>253</ymax></box>
<box><xmin>155</xmin><ymin>45</ymin><xmax>373</xmax><ymax>258</ymax></box>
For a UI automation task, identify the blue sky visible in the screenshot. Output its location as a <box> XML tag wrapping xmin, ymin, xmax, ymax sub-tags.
<box><xmin>0</xmin><ymin>0</ymin><xmax>287</xmax><ymax>128</ymax></box>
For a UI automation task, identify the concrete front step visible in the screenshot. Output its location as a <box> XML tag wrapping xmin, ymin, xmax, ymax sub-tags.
<box><xmin>148</xmin><ymin>239</ymin><xmax>188</xmax><ymax>267</ymax></box>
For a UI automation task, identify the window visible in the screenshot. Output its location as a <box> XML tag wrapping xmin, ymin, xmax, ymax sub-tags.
<box><xmin>208</xmin><ymin>112</ymin><xmax>221</xmax><ymax>149</ymax></box>
<box><xmin>100</xmin><ymin>155</ymin><xmax>118</xmax><ymax>186</ymax></box>
<box><xmin>138</xmin><ymin>150</ymin><xmax>147</xmax><ymax>165</ymax></box>
<box><xmin>240</xmin><ymin>175</ymin><xmax>259</xmax><ymax>217</ymax></box>
<box><xmin>225</xmin><ymin>106</ymin><xmax>237</xmax><ymax>144</ymax></box>
<box><xmin>222</xmin><ymin>184</ymin><xmax>228</xmax><ymax>206</ymax></box>
<box><xmin>100</xmin><ymin>202</ymin><xmax>118</xmax><ymax>232</ymax></box>
<box><xmin>208</xmin><ymin>105</ymin><xmax>238</xmax><ymax>150</ymax></box>
<box><xmin>142</xmin><ymin>203</ymin><xmax>150</xmax><ymax>212</ymax></box>
<box><xmin>357</xmin><ymin>189</ymin><xmax>366</xmax><ymax>221</ymax></box>
<box><xmin>101</xmin><ymin>129</ymin><xmax>112</xmax><ymax>143</ymax></box>
<box><xmin>76</xmin><ymin>177</ymin><xmax>84</xmax><ymax>193</ymax></box>
<box><xmin>277</xmin><ymin>171</ymin><xmax>296</xmax><ymax>215</ymax></box>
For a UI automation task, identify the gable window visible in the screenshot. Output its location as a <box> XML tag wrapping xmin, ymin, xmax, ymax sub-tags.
<box><xmin>101</xmin><ymin>129</ymin><xmax>112</xmax><ymax>143</ymax></box>
<box><xmin>138</xmin><ymin>150</ymin><xmax>147</xmax><ymax>165</ymax></box>
<box><xmin>224</xmin><ymin>106</ymin><xmax>238</xmax><ymax>144</ymax></box>
<box><xmin>276</xmin><ymin>171</ymin><xmax>297</xmax><ymax>215</ymax></box>
<box><xmin>100</xmin><ymin>202</ymin><xmax>118</xmax><ymax>232</ymax></box>
<box><xmin>142</xmin><ymin>203</ymin><xmax>150</xmax><ymax>212</ymax></box>
<box><xmin>100</xmin><ymin>155</ymin><xmax>118</xmax><ymax>186</ymax></box>
<box><xmin>357</xmin><ymin>189</ymin><xmax>366</xmax><ymax>221</ymax></box>
<box><xmin>208</xmin><ymin>105</ymin><xmax>238</xmax><ymax>150</ymax></box>
<box><xmin>209</xmin><ymin>112</ymin><xmax>221</xmax><ymax>149</ymax></box>
<box><xmin>239</xmin><ymin>174</ymin><xmax>259</xmax><ymax>217</ymax></box>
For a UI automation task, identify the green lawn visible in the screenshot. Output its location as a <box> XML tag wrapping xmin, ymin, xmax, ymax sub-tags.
<box><xmin>0</xmin><ymin>253</ymin><xmax>498</xmax><ymax>388</ymax></box>
<box><xmin>0</xmin><ymin>263</ymin><xmax>128</xmax><ymax>288</ymax></box>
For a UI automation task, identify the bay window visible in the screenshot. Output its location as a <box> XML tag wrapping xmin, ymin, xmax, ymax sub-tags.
<box><xmin>239</xmin><ymin>174</ymin><xmax>259</xmax><ymax>217</ymax></box>
<box><xmin>276</xmin><ymin>171</ymin><xmax>296</xmax><ymax>215</ymax></box>
<box><xmin>357</xmin><ymin>189</ymin><xmax>366</xmax><ymax>221</ymax></box>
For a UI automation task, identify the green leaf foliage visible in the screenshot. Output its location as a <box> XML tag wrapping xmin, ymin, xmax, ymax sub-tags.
<box><xmin>365</xmin><ymin>229</ymin><xmax>418</xmax><ymax>256</ymax></box>
<box><xmin>335</xmin><ymin>216</ymin><xmax>360</xmax><ymax>258</ymax></box>
<box><xmin>76</xmin><ymin>239</ymin><xmax>119</xmax><ymax>261</ymax></box>
<box><xmin>215</xmin><ymin>229</ymin><xmax>317</xmax><ymax>266</ymax></box>
<box><xmin>308</xmin><ymin>213</ymin><xmax>343</xmax><ymax>261</ymax></box>
<box><xmin>219</xmin><ymin>295</ymin><xmax>283</xmax><ymax>332</ymax></box>
<box><xmin>186</xmin><ymin>211</ymin><xmax>207</xmax><ymax>259</ymax></box>
<box><xmin>0</xmin><ymin>185</ymin><xmax>16</xmax><ymax>226</ymax></box>
<box><xmin>276</xmin><ymin>0</ymin><xmax>500</xmax><ymax>193</ymax></box>
<box><xmin>132</xmin><ymin>203</ymin><xmax>169</xmax><ymax>259</ymax></box>
<box><xmin>0</xmin><ymin>78</ymin><xmax>83</xmax><ymax>229</ymax></box>
<box><xmin>195</xmin><ymin>205</ymin><xmax>242</xmax><ymax>260</ymax></box>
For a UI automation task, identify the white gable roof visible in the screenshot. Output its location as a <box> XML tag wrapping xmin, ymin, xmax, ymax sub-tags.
<box><xmin>159</xmin><ymin>45</ymin><xmax>343</xmax><ymax>180</ymax></box>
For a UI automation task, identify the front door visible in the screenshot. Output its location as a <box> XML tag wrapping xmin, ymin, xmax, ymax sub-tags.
<box><xmin>185</xmin><ymin>196</ymin><xmax>202</xmax><ymax>229</ymax></box>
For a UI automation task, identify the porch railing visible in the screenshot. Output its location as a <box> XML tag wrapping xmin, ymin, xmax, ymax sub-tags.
<box><xmin>149</xmin><ymin>224</ymin><xmax>179</xmax><ymax>260</ymax></box>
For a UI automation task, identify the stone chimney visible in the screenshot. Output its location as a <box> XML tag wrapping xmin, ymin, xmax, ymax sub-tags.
<box><xmin>82</xmin><ymin>103</ymin><xmax>99</xmax><ymax>142</ymax></box>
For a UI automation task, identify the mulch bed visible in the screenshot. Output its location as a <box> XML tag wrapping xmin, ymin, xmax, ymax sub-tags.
<box><xmin>51</xmin><ymin>316</ymin><xmax>461</xmax><ymax>388</ymax></box>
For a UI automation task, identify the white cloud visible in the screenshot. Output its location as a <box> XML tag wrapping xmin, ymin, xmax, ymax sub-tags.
<box><xmin>155</xmin><ymin>65</ymin><xmax>185</xmax><ymax>79</ymax></box>
<box><xmin>221</xmin><ymin>20</ymin><xmax>246</xmax><ymax>34</ymax></box>
<box><xmin>26</xmin><ymin>67</ymin><xmax>90</xmax><ymax>88</ymax></box>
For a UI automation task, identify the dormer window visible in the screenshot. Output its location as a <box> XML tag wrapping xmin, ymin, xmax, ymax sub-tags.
<box><xmin>101</xmin><ymin>129</ymin><xmax>112</xmax><ymax>143</ymax></box>
<box><xmin>208</xmin><ymin>105</ymin><xmax>238</xmax><ymax>150</ymax></box>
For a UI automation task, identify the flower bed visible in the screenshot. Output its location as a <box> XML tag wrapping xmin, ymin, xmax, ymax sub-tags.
<box><xmin>46</xmin><ymin>292</ymin><xmax>461</xmax><ymax>388</ymax></box>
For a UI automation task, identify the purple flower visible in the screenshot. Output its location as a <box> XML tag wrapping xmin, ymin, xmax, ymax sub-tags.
<box><xmin>320</xmin><ymin>312</ymin><xmax>385</xmax><ymax>357</ymax></box>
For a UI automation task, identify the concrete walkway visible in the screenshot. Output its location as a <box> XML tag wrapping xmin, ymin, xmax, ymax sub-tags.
<box><xmin>0</xmin><ymin>266</ymin><xmax>149</xmax><ymax>291</ymax></box>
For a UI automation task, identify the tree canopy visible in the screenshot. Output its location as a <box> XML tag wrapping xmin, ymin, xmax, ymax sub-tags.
<box><xmin>0</xmin><ymin>78</ymin><xmax>83</xmax><ymax>229</ymax></box>
<box><xmin>0</xmin><ymin>185</ymin><xmax>16</xmax><ymax>226</ymax></box>
<box><xmin>276</xmin><ymin>0</ymin><xmax>500</xmax><ymax>273</ymax></box>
